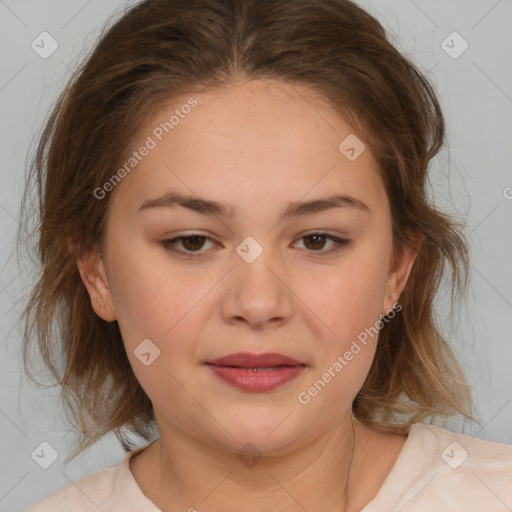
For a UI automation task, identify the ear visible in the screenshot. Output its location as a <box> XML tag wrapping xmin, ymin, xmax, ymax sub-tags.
<box><xmin>69</xmin><ymin>238</ymin><xmax>117</xmax><ymax>322</ymax></box>
<box><xmin>381</xmin><ymin>231</ymin><xmax>423</xmax><ymax>316</ymax></box>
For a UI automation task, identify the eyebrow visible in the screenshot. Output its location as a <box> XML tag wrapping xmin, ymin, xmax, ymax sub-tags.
<box><xmin>138</xmin><ymin>190</ymin><xmax>372</xmax><ymax>218</ymax></box>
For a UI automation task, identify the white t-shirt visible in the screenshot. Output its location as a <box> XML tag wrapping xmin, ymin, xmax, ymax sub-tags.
<box><xmin>25</xmin><ymin>424</ymin><xmax>512</xmax><ymax>511</ymax></box>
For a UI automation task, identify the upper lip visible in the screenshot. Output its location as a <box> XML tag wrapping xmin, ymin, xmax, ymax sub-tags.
<box><xmin>206</xmin><ymin>352</ymin><xmax>305</xmax><ymax>367</ymax></box>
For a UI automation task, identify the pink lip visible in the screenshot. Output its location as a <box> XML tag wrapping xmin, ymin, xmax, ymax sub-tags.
<box><xmin>207</xmin><ymin>352</ymin><xmax>304</xmax><ymax>367</ymax></box>
<box><xmin>205</xmin><ymin>352</ymin><xmax>306</xmax><ymax>392</ymax></box>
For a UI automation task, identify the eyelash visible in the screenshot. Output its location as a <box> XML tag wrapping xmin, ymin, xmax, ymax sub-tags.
<box><xmin>161</xmin><ymin>231</ymin><xmax>348</xmax><ymax>258</ymax></box>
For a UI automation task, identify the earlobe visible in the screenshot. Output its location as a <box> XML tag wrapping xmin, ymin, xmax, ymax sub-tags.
<box><xmin>382</xmin><ymin>231</ymin><xmax>423</xmax><ymax>316</ymax></box>
<box><xmin>74</xmin><ymin>245</ymin><xmax>117</xmax><ymax>322</ymax></box>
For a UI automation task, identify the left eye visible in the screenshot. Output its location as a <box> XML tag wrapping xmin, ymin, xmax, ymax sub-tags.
<box><xmin>294</xmin><ymin>232</ymin><xmax>347</xmax><ymax>253</ymax></box>
<box><xmin>161</xmin><ymin>232</ymin><xmax>348</xmax><ymax>257</ymax></box>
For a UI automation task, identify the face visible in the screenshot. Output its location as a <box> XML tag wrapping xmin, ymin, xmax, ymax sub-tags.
<box><xmin>79</xmin><ymin>79</ymin><xmax>417</xmax><ymax>456</ymax></box>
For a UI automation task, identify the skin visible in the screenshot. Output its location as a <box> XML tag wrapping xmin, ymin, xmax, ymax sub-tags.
<box><xmin>78</xmin><ymin>79</ymin><xmax>421</xmax><ymax>511</ymax></box>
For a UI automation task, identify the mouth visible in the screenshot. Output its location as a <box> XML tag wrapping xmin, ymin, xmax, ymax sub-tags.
<box><xmin>205</xmin><ymin>352</ymin><xmax>306</xmax><ymax>392</ymax></box>
<box><xmin>216</xmin><ymin>365</ymin><xmax>298</xmax><ymax>371</ymax></box>
<box><xmin>206</xmin><ymin>352</ymin><xmax>305</xmax><ymax>367</ymax></box>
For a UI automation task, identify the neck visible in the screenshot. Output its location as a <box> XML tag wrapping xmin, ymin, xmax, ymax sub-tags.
<box><xmin>132</xmin><ymin>412</ymin><xmax>366</xmax><ymax>512</ymax></box>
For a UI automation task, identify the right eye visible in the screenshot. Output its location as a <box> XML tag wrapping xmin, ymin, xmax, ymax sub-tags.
<box><xmin>161</xmin><ymin>234</ymin><xmax>217</xmax><ymax>257</ymax></box>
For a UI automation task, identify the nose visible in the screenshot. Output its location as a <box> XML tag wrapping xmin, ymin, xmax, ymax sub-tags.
<box><xmin>220</xmin><ymin>243</ymin><xmax>294</xmax><ymax>330</ymax></box>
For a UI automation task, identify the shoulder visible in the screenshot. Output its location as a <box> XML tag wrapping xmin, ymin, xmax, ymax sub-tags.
<box><xmin>370</xmin><ymin>423</ymin><xmax>512</xmax><ymax>512</ymax></box>
<box><xmin>24</xmin><ymin>465</ymin><xmax>119</xmax><ymax>512</ymax></box>
<box><xmin>408</xmin><ymin>423</ymin><xmax>512</xmax><ymax>471</ymax></box>
<box><xmin>24</xmin><ymin>443</ymin><xmax>160</xmax><ymax>512</ymax></box>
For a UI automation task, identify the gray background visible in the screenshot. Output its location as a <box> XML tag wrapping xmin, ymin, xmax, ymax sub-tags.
<box><xmin>1</xmin><ymin>0</ymin><xmax>511</xmax><ymax>510</ymax></box>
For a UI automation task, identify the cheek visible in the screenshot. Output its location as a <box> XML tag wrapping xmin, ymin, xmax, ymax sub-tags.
<box><xmin>311</xmin><ymin>243</ymin><xmax>390</xmax><ymax>345</ymax></box>
<box><xmin>294</xmin><ymin>252</ymin><xmax>388</xmax><ymax>415</ymax></box>
<box><xmin>106</xmin><ymin>244</ymin><xmax>204</xmax><ymax>404</ymax></box>
<box><xmin>107</xmin><ymin>237</ymin><xmax>202</xmax><ymax>337</ymax></box>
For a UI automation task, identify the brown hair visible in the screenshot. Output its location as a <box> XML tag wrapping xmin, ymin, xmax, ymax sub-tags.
<box><xmin>21</xmin><ymin>0</ymin><xmax>473</xmax><ymax>461</ymax></box>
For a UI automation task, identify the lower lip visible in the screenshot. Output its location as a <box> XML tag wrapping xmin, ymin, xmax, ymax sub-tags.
<box><xmin>206</xmin><ymin>364</ymin><xmax>305</xmax><ymax>392</ymax></box>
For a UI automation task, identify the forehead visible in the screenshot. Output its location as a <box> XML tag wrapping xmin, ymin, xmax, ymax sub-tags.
<box><xmin>110</xmin><ymin>79</ymin><xmax>387</xmax><ymax>217</ymax></box>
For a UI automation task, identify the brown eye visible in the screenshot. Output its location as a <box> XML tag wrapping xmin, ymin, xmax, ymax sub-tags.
<box><xmin>180</xmin><ymin>235</ymin><xmax>207</xmax><ymax>251</ymax></box>
<box><xmin>161</xmin><ymin>234</ymin><xmax>216</xmax><ymax>256</ymax></box>
<box><xmin>303</xmin><ymin>234</ymin><xmax>328</xmax><ymax>251</ymax></box>
<box><xmin>294</xmin><ymin>232</ymin><xmax>349</xmax><ymax>255</ymax></box>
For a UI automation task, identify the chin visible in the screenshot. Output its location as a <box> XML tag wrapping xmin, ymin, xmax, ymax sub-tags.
<box><xmin>200</xmin><ymin>413</ymin><xmax>315</xmax><ymax>459</ymax></box>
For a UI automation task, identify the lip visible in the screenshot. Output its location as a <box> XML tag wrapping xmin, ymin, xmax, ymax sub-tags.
<box><xmin>207</xmin><ymin>352</ymin><xmax>304</xmax><ymax>367</ymax></box>
<box><xmin>205</xmin><ymin>352</ymin><xmax>306</xmax><ymax>392</ymax></box>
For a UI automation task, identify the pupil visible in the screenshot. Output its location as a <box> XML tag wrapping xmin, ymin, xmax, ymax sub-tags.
<box><xmin>307</xmin><ymin>234</ymin><xmax>325</xmax><ymax>250</ymax></box>
<box><xmin>183</xmin><ymin>236</ymin><xmax>205</xmax><ymax>251</ymax></box>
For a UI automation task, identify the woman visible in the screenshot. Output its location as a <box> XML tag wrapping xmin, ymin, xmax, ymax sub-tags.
<box><xmin>22</xmin><ymin>0</ymin><xmax>512</xmax><ymax>510</ymax></box>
